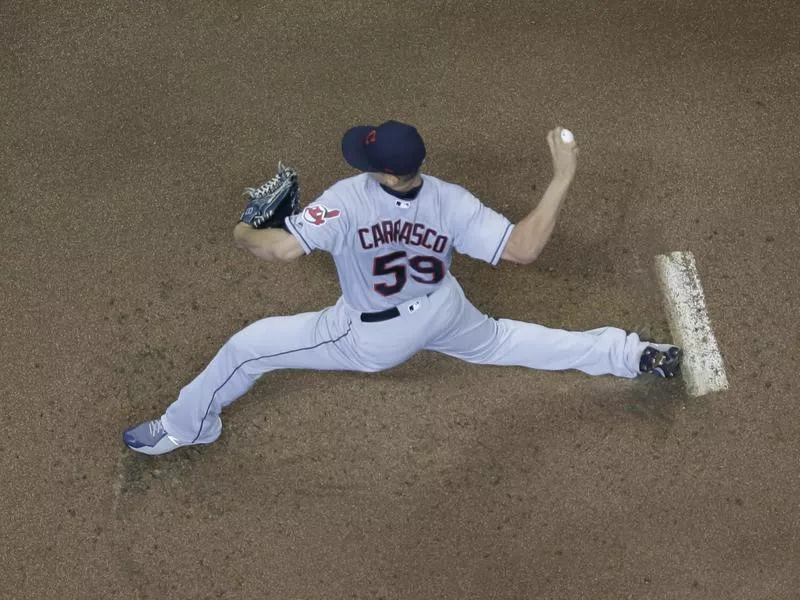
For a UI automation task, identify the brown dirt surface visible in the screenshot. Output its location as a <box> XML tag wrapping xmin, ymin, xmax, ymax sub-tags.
<box><xmin>3</xmin><ymin>1</ymin><xmax>799</xmax><ymax>598</ymax></box>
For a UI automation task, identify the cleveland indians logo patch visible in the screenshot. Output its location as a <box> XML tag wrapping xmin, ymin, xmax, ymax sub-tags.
<box><xmin>303</xmin><ymin>205</ymin><xmax>341</xmax><ymax>226</ymax></box>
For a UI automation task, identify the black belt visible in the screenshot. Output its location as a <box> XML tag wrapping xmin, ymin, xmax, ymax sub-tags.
<box><xmin>360</xmin><ymin>306</ymin><xmax>401</xmax><ymax>323</ymax></box>
<box><xmin>360</xmin><ymin>292</ymin><xmax>433</xmax><ymax>323</ymax></box>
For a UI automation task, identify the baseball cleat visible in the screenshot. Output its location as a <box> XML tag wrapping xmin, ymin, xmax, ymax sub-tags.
<box><xmin>123</xmin><ymin>417</ymin><xmax>189</xmax><ymax>456</ymax></box>
<box><xmin>639</xmin><ymin>345</ymin><xmax>682</xmax><ymax>378</ymax></box>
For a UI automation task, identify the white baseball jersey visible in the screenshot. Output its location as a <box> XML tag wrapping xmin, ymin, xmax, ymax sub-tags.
<box><xmin>284</xmin><ymin>173</ymin><xmax>515</xmax><ymax>312</ymax></box>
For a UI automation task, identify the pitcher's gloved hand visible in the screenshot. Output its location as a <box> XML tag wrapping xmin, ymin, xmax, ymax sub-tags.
<box><xmin>240</xmin><ymin>162</ymin><xmax>300</xmax><ymax>229</ymax></box>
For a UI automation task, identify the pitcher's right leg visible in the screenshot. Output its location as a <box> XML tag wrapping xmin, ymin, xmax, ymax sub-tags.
<box><xmin>124</xmin><ymin>307</ymin><xmax>355</xmax><ymax>455</ymax></box>
<box><xmin>424</xmin><ymin>278</ymin><xmax>678</xmax><ymax>379</ymax></box>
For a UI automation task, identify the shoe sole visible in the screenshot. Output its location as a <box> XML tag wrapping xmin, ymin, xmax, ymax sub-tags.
<box><xmin>125</xmin><ymin>434</ymin><xmax>184</xmax><ymax>456</ymax></box>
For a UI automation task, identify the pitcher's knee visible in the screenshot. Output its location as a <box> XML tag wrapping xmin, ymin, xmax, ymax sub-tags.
<box><xmin>223</xmin><ymin>331</ymin><xmax>250</xmax><ymax>358</ymax></box>
<box><xmin>218</xmin><ymin>330</ymin><xmax>269</xmax><ymax>375</ymax></box>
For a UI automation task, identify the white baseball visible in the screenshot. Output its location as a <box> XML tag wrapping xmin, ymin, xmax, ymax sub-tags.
<box><xmin>560</xmin><ymin>129</ymin><xmax>574</xmax><ymax>144</ymax></box>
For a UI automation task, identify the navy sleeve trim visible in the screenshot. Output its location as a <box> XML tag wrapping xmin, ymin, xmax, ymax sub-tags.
<box><xmin>284</xmin><ymin>216</ymin><xmax>313</xmax><ymax>254</ymax></box>
<box><xmin>490</xmin><ymin>223</ymin><xmax>514</xmax><ymax>265</ymax></box>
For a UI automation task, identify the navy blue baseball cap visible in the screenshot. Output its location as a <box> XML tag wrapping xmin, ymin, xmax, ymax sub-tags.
<box><xmin>341</xmin><ymin>120</ymin><xmax>426</xmax><ymax>176</ymax></box>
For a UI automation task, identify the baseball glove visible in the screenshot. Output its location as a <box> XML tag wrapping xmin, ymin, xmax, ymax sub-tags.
<box><xmin>240</xmin><ymin>162</ymin><xmax>300</xmax><ymax>229</ymax></box>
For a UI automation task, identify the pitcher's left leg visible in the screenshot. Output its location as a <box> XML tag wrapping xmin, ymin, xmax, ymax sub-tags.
<box><xmin>124</xmin><ymin>306</ymin><xmax>358</xmax><ymax>455</ymax></box>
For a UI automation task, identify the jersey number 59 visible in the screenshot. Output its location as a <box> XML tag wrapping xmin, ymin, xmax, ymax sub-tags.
<box><xmin>373</xmin><ymin>251</ymin><xmax>445</xmax><ymax>296</ymax></box>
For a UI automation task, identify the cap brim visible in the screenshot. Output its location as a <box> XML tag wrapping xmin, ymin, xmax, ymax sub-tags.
<box><xmin>341</xmin><ymin>125</ymin><xmax>377</xmax><ymax>172</ymax></box>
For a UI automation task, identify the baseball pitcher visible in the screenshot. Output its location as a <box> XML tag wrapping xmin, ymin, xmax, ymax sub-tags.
<box><xmin>124</xmin><ymin>121</ymin><xmax>681</xmax><ymax>455</ymax></box>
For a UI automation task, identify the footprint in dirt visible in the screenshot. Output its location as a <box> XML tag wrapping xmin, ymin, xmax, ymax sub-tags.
<box><xmin>111</xmin><ymin>447</ymin><xmax>203</xmax><ymax>516</ymax></box>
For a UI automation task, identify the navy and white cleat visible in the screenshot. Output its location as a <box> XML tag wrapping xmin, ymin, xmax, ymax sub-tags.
<box><xmin>639</xmin><ymin>345</ymin><xmax>682</xmax><ymax>378</ymax></box>
<box><xmin>123</xmin><ymin>418</ymin><xmax>186</xmax><ymax>456</ymax></box>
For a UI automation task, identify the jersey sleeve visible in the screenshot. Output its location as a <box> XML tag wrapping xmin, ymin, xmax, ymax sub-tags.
<box><xmin>284</xmin><ymin>189</ymin><xmax>349</xmax><ymax>255</ymax></box>
<box><xmin>450</xmin><ymin>190</ymin><xmax>514</xmax><ymax>266</ymax></box>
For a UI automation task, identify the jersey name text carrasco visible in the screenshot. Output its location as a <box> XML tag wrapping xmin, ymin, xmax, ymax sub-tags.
<box><xmin>357</xmin><ymin>219</ymin><xmax>449</xmax><ymax>253</ymax></box>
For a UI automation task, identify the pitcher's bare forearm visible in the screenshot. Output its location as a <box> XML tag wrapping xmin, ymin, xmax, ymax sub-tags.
<box><xmin>502</xmin><ymin>174</ymin><xmax>573</xmax><ymax>264</ymax></box>
<box><xmin>501</xmin><ymin>126</ymin><xmax>578</xmax><ymax>264</ymax></box>
<box><xmin>233</xmin><ymin>222</ymin><xmax>304</xmax><ymax>262</ymax></box>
